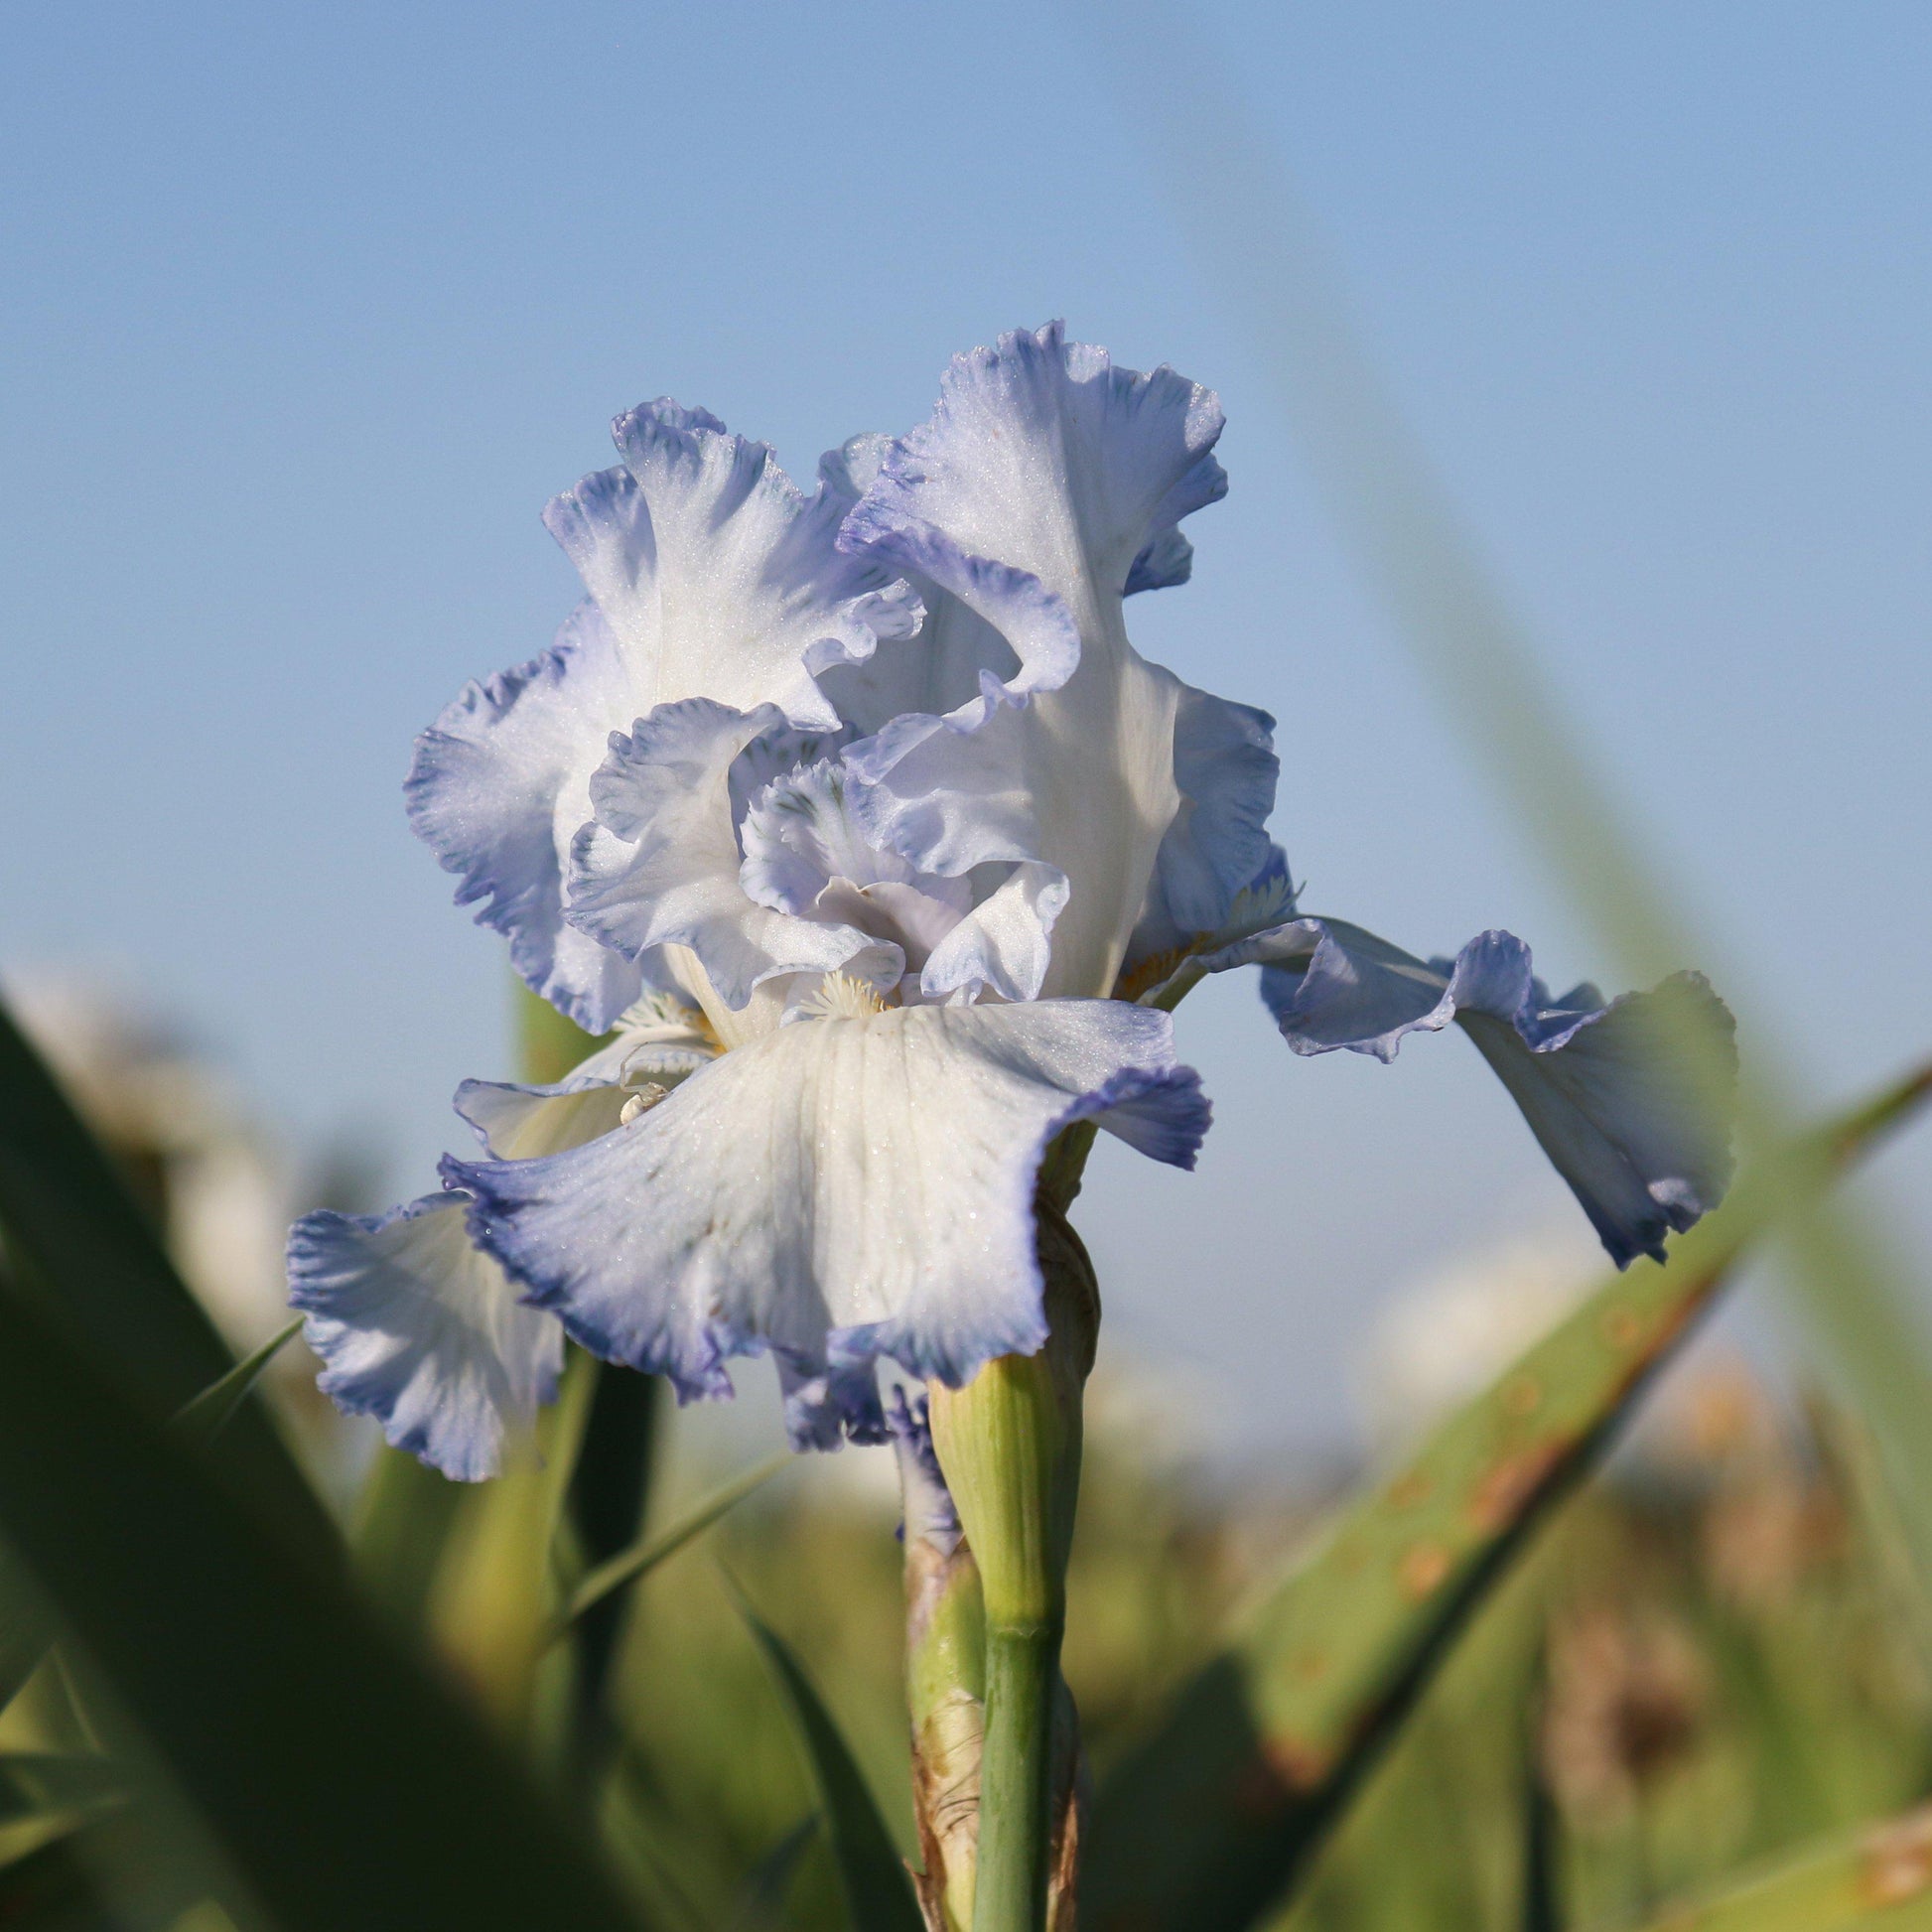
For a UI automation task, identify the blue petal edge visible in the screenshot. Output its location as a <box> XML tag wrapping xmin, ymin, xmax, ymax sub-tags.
<box><xmin>287</xmin><ymin>1189</ymin><xmax>563</xmax><ymax>1481</ymax></box>
<box><xmin>1210</xmin><ymin>917</ymin><xmax>1737</xmax><ymax>1268</ymax></box>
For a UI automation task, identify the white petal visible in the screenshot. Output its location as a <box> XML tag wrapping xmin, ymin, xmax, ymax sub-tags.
<box><xmin>543</xmin><ymin>402</ymin><xmax>921</xmax><ymax>728</ymax></box>
<box><xmin>288</xmin><ymin>1192</ymin><xmax>562</xmax><ymax>1481</ymax></box>
<box><xmin>839</xmin><ymin>323</ymin><xmax>1231</xmax><ymax>998</ymax></box>
<box><xmin>567</xmin><ymin>698</ymin><xmax>899</xmax><ymax>1010</ymax></box>
<box><xmin>450</xmin><ymin>1000</ymin><xmax>1210</xmax><ymax>1445</ymax></box>
<box><xmin>406</xmin><ymin>604</ymin><xmax>648</xmax><ymax>1032</ymax></box>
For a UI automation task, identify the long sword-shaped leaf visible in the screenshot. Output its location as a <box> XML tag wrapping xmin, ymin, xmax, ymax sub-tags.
<box><xmin>728</xmin><ymin>1580</ymin><xmax>922</xmax><ymax>1932</ymax></box>
<box><xmin>0</xmin><ymin>1284</ymin><xmax>650</xmax><ymax>1932</ymax></box>
<box><xmin>567</xmin><ymin>1363</ymin><xmax>662</xmax><ymax>1741</ymax></box>
<box><xmin>1079</xmin><ymin>0</ymin><xmax>1932</xmax><ymax>1637</ymax></box>
<box><xmin>172</xmin><ymin>1317</ymin><xmax>303</xmax><ymax>1446</ymax></box>
<box><xmin>1084</xmin><ymin>1062</ymin><xmax>1932</xmax><ymax>1932</ymax></box>
<box><xmin>553</xmin><ymin>1454</ymin><xmax>790</xmax><ymax>1642</ymax></box>
<box><xmin>0</xmin><ymin>1000</ymin><xmax>334</xmax><ymax>1564</ymax></box>
<box><xmin>1633</xmin><ymin>1806</ymin><xmax>1932</xmax><ymax>1932</ymax></box>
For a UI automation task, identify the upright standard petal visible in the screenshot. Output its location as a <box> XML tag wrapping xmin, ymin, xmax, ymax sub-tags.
<box><xmin>449</xmin><ymin>998</ymin><xmax>1210</xmax><ymax>1448</ymax></box>
<box><xmin>406</xmin><ymin>604</ymin><xmax>647</xmax><ymax>1033</ymax></box>
<box><xmin>545</xmin><ymin>401</ymin><xmax>921</xmax><ymax>728</ymax></box>
<box><xmin>410</xmin><ymin>402</ymin><xmax>919</xmax><ymax>1031</ymax></box>
<box><xmin>839</xmin><ymin>323</ymin><xmax>1232</xmax><ymax>999</ymax></box>
<box><xmin>1189</xmin><ymin>917</ymin><xmax>1736</xmax><ymax>1267</ymax></box>
<box><xmin>288</xmin><ymin>1192</ymin><xmax>562</xmax><ymax>1481</ymax></box>
<box><xmin>1126</xmin><ymin>683</ymin><xmax>1280</xmax><ymax>973</ymax></box>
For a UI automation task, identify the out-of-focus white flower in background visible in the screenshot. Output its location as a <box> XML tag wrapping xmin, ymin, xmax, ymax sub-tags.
<box><xmin>1356</xmin><ymin>1221</ymin><xmax>1604</xmax><ymax>1454</ymax></box>
<box><xmin>6</xmin><ymin>969</ymin><xmax>297</xmax><ymax>1351</ymax></box>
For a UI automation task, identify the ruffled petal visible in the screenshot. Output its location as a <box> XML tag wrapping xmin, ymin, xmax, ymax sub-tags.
<box><xmin>413</xmin><ymin>406</ymin><xmax>920</xmax><ymax>1029</ymax></box>
<box><xmin>448</xmin><ymin>999</ymin><xmax>1209</xmax><ymax>1448</ymax></box>
<box><xmin>568</xmin><ymin>699</ymin><xmax>899</xmax><ymax>1011</ymax></box>
<box><xmin>1126</xmin><ymin>683</ymin><xmax>1280</xmax><ymax>969</ymax></box>
<box><xmin>839</xmin><ymin>323</ymin><xmax>1229</xmax><ymax>999</ymax></box>
<box><xmin>288</xmin><ymin>1191</ymin><xmax>562</xmax><ymax>1481</ymax></box>
<box><xmin>918</xmin><ymin>861</ymin><xmax>1068</xmax><ymax>1006</ymax></box>
<box><xmin>405</xmin><ymin>603</ymin><xmax>648</xmax><ymax>1033</ymax></box>
<box><xmin>543</xmin><ymin>401</ymin><xmax>922</xmax><ymax>731</ymax></box>
<box><xmin>1197</xmin><ymin>917</ymin><xmax>1736</xmax><ymax>1266</ymax></box>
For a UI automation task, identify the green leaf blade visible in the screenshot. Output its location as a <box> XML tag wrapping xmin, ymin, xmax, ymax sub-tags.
<box><xmin>729</xmin><ymin>1582</ymin><xmax>922</xmax><ymax>1932</ymax></box>
<box><xmin>172</xmin><ymin>1317</ymin><xmax>304</xmax><ymax>1446</ymax></box>
<box><xmin>0</xmin><ymin>998</ymin><xmax>336</xmax><ymax>1567</ymax></box>
<box><xmin>557</xmin><ymin>1454</ymin><xmax>789</xmax><ymax>1639</ymax></box>
<box><xmin>1633</xmin><ymin>1806</ymin><xmax>1932</xmax><ymax>1932</ymax></box>
<box><xmin>1083</xmin><ymin>1061</ymin><xmax>1932</xmax><ymax>1932</ymax></box>
<box><xmin>0</xmin><ymin>1284</ymin><xmax>652</xmax><ymax>1932</ymax></box>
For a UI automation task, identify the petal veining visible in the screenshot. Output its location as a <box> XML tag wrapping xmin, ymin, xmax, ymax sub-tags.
<box><xmin>411</xmin><ymin>401</ymin><xmax>919</xmax><ymax>1031</ymax></box>
<box><xmin>545</xmin><ymin>401</ymin><xmax>921</xmax><ymax>729</ymax></box>
<box><xmin>288</xmin><ymin>1191</ymin><xmax>562</xmax><ymax>1481</ymax></box>
<box><xmin>568</xmin><ymin>698</ymin><xmax>900</xmax><ymax>1016</ymax></box>
<box><xmin>406</xmin><ymin>603</ymin><xmax>648</xmax><ymax>1033</ymax></box>
<box><xmin>448</xmin><ymin>1000</ymin><xmax>1209</xmax><ymax>1447</ymax></box>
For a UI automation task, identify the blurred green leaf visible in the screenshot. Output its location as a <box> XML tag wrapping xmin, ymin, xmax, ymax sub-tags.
<box><xmin>0</xmin><ymin>1754</ymin><xmax>126</xmax><ymax>1829</ymax></box>
<box><xmin>353</xmin><ymin>1444</ymin><xmax>466</xmax><ymax>1629</ymax></box>
<box><xmin>555</xmin><ymin>1455</ymin><xmax>790</xmax><ymax>1642</ymax></box>
<box><xmin>0</xmin><ymin>998</ymin><xmax>335</xmax><ymax>1568</ymax></box>
<box><xmin>723</xmin><ymin>1815</ymin><xmax>819</xmax><ymax>1932</ymax></box>
<box><xmin>172</xmin><ymin>1317</ymin><xmax>303</xmax><ymax>1447</ymax></box>
<box><xmin>427</xmin><ymin>1343</ymin><xmax>596</xmax><ymax>1740</ymax></box>
<box><xmin>0</xmin><ymin>1280</ymin><xmax>652</xmax><ymax>1932</ymax></box>
<box><xmin>1631</xmin><ymin>1806</ymin><xmax>1932</xmax><ymax>1931</ymax></box>
<box><xmin>1517</xmin><ymin>1702</ymin><xmax>1562</xmax><ymax>1932</ymax></box>
<box><xmin>727</xmin><ymin>1579</ymin><xmax>921</xmax><ymax>1932</ymax></box>
<box><xmin>0</xmin><ymin>1797</ymin><xmax>258</xmax><ymax>1932</ymax></box>
<box><xmin>1083</xmin><ymin>1061</ymin><xmax>1932</xmax><ymax>1932</ymax></box>
<box><xmin>1079</xmin><ymin>0</ymin><xmax>1932</xmax><ymax>1683</ymax></box>
<box><xmin>567</xmin><ymin>1363</ymin><xmax>662</xmax><ymax>1745</ymax></box>
<box><xmin>0</xmin><ymin>1547</ymin><xmax>54</xmax><ymax>1717</ymax></box>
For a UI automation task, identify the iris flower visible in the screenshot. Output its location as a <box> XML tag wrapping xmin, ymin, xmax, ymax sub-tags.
<box><xmin>289</xmin><ymin>323</ymin><xmax>1735</xmax><ymax>1480</ymax></box>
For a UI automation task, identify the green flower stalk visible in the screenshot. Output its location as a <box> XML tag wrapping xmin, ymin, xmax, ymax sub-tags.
<box><xmin>926</xmin><ymin>1203</ymin><xmax>1096</xmax><ymax>1932</ymax></box>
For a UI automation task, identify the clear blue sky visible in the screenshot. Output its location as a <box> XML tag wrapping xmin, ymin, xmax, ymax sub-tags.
<box><xmin>5</xmin><ymin>2</ymin><xmax>1928</xmax><ymax>1451</ymax></box>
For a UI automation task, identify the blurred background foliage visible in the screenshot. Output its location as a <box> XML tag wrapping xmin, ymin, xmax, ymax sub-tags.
<box><xmin>1</xmin><ymin>982</ymin><xmax>1928</xmax><ymax>1931</ymax></box>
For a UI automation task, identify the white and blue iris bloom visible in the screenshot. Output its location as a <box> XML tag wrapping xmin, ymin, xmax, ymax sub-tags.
<box><xmin>289</xmin><ymin>322</ymin><xmax>1735</xmax><ymax>1481</ymax></box>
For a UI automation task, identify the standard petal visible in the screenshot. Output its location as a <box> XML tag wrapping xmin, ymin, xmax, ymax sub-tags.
<box><xmin>839</xmin><ymin>323</ymin><xmax>1232</xmax><ymax>998</ymax></box>
<box><xmin>414</xmin><ymin>406</ymin><xmax>918</xmax><ymax>1029</ymax></box>
<box><xmin>288</xmin><ymin>1191</ymin><xmax>562</xmax><ymax>1481</ymax></box>
<box><xmin>405</xmin><ymin>603</ymin><xmax>647</xmax><ymax>1033</ymax></box>
<box><xmin>1199</xmin><ymin>917</ymin><xmax>1737</xmax><ymax>1267</ymax></box>
<box><xmin>448</xmin><ymin>1000</ymin><xmax>1209</xmax><ymax>1447</ymax></box>
<box><xmin>543</xmin><ymin>401</ymin><xmax>921</xmax><ymax>731</ymax></box>
<box><xmin>568</xmin><ymin>699</ymin><xmax>898</xmax><ymax>1011</ymax></box>
<box><xmin>1126</xmin><ymin>683</ymin><xmax>1280</xmax><ymax>969</ymax></box>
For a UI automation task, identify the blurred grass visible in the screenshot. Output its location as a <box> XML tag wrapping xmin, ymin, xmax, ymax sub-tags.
<box><xmin>9</xmin><ymin>105</ymin><xmax>1932</xmax><ymax>1917</ymax></box>
<box><xmin>3</xmin><ymin>979</ymin><xmax>1930</xmax><ymax>1930</ymax></box>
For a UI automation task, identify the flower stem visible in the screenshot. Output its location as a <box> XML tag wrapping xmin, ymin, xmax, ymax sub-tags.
<box><xmin>976</xmin><ymin>1618</ymin><xmax>1060</xmax><ymax>1932</ymax></box>
<box><xmin>927</xmin><ymin>1201</ymin><xmax>1097</xmax><ymax>1932</ymax></box>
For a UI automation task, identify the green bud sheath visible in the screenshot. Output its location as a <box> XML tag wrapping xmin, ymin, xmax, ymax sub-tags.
<box><xmin>927</xmin><ymin>1202</ymin><xmax>1097</xmax><ymax>1932</ymax></box>
<box><xmin>904</xmin><ymin>1519</ymin><xmax>986</xmax><ymax>1932</ymax></box>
